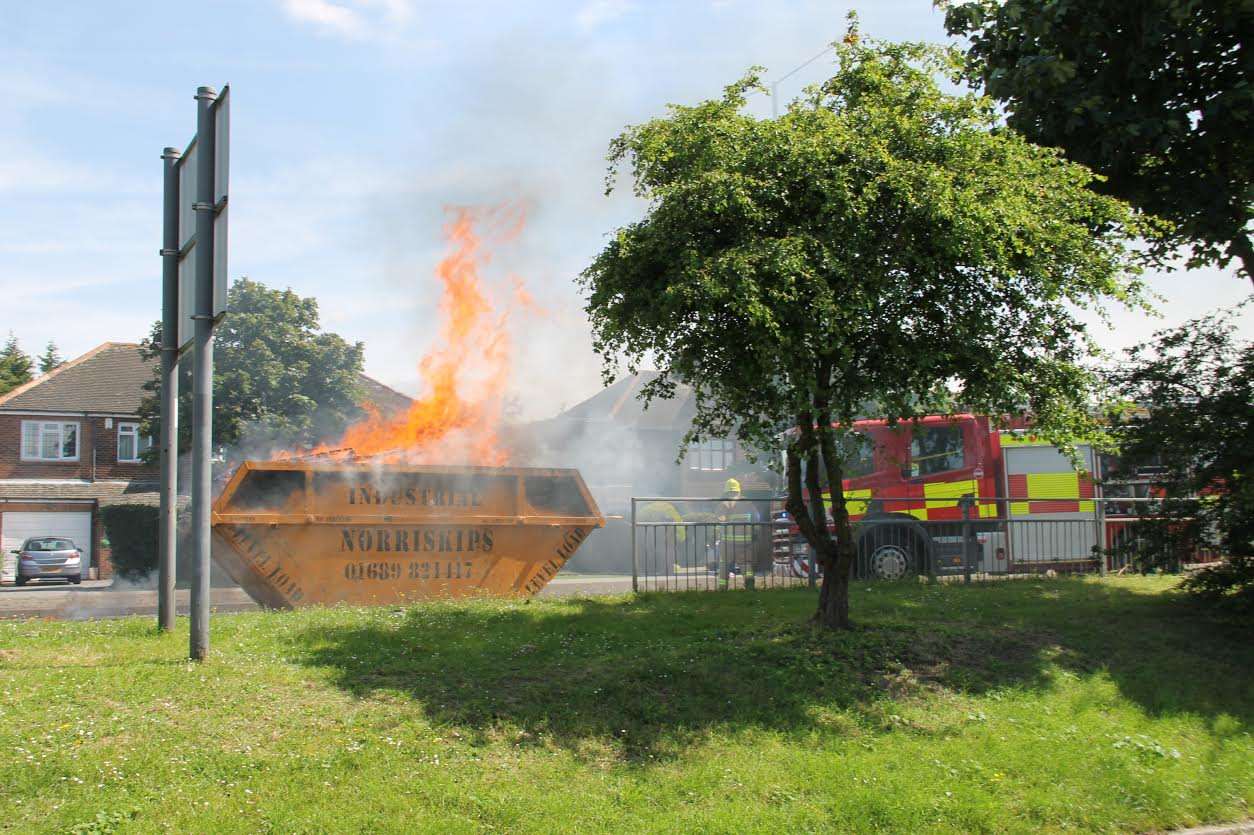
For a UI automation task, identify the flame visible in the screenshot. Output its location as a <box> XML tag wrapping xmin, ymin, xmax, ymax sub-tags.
<box><xmin>510</xmin><ymin>274</ymin><xmax>547</xmax><ymax>319</ymax></box>
<box><xmin>299</xmin><ymin>206</ymin><xmax>526</xmax><ymax>465</ymax></box>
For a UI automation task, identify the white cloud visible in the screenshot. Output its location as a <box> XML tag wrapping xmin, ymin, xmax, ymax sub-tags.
<box><xmin>277</xmin><ymin>0</ymin><xmax>416</xmax><ymax>39</ymax></box>
<box><xmin>280</xmin><ymin>0</ymin><xmax>367</xmax><ymax>37</ymax></box>
<box><xmin>368</xmin><ymin>0</ymin><xmax>416</xmax><ymax>25</ymax></box>
<box><xmin>576</xmin><ymin>0</ymin><xmax>634</xmax><ymax>30</ymax></box>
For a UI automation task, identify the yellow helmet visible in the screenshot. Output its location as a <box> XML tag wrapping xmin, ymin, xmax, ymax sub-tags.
<box><xmin>724</xmin><ymin>478</ymin><xmax>741</xmax><ymax>495</ymax></box>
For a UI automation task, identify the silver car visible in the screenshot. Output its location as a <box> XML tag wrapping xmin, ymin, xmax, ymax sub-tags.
<box><xmin>12</xmin><ymin>537</ymin><xmax>83</xmax><ymax>585</ymax></box>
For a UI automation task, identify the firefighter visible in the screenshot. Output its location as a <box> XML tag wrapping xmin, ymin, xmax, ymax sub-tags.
<box><xmin>716</xmin><ymin>478</ymin><xmax>760</xmax><ymax>582</ymax></box>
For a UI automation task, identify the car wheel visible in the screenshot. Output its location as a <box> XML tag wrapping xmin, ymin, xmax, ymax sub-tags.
<box><xmin>71</xmin><ymin>575</ymin><xmax>82</xmax><ymax>585</ymax></box>
<box><xmin>15</xmin><ymin>576</ymin><xmax>27</xmax><ymax>587</ymax></box>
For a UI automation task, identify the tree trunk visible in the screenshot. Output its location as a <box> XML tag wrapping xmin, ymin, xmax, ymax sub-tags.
<box><xmin>816</xmin><ymin>562</ymin><xmax>850</xmax><ymax>629</ymax></box>
<box><xmin>812</xmin><ymin>414</ymin><xmax>858</xmax><ymax>629</ymax></box>
<box><xmin>785</xmin><ymin>411</ymin><xmax>857</xmax><ymax>630</ymax></box>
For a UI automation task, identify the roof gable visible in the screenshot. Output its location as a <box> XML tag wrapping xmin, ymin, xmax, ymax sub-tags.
<box><xmin>0</xmin><ymin>343</ymin><xmax>153</xmax><ymax>414</ymax></box>
<box><xmin>356</xmin><ymin>374</ymin><xmax>412</xmax><ymax>416</ymax></box>
<box><xmin>0</xmin><ymin>341</ymin><xmax>413</xmax><ymax>419</ymax></box>
<box><xmin>555</xmin><ymin>372</ymin><xmax>696</xmax><ymax>431</ymax></box>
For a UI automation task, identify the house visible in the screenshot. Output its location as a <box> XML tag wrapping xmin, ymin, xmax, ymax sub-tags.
<box><xmin>527</xmin><ymin>371</ymin><xmax>779</xmax><ymax>512</ymax></box>
<box><xmin>521</xmin><ymin>372</ymin><xmax>778</xmax><ymax>572</ymax></box>
<box><xmin>0</xmin><ymin>343</ymin><xmax>160</xmax><ymax>581</ymax></box>
<box><xmin>0</xmin><ymin>342</ymin><xmax>411</xmax><ymax>583</ymax></box>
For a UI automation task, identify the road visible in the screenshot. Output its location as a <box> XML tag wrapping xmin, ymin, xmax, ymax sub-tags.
<box><xmin>0</xmin><ymin>575</ymin><xmax>637</xmax><ymax>621</ymax></box>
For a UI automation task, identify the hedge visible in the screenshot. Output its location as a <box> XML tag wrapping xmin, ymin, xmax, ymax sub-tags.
<box><xmin>100</xmin><ymin>504</ymin><xmax>159</xmax><ymax>581</ymax></box>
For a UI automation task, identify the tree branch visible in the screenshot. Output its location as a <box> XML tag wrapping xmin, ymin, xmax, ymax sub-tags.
<box><xmin>1229</xmin><ymin>229</ymin><xmax>1254</xmax><ymax>289</ymax></box>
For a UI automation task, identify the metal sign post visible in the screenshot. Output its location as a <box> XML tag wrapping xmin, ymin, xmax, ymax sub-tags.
<box><xmin>161</xmin><ymin>84</ymin><xmax>228</xmax><ymax>659</ymax></box>
<box><xmin>158</xmin><ymin>147</ymin><xmax>181</xmax><ymax>633</ymax></box>
<box><xmin>189</xmin><ymin>86</ymin><xmax>218</xmax><ymax>661</ymax></box>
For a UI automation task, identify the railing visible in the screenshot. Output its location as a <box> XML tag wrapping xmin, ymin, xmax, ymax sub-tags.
<box><xmin>629</xmin><ymin>495</ymin><xmax>1220</xmax><ymax>593</ymax></box>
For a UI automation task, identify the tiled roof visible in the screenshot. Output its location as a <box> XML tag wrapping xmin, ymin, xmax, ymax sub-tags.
<box><xmin>556</xmin><ymin>372</ymin><xmax>695</xmax><ymax>431</ymax></box>
<box><xmin>0</xmin><ymin>479</ymin><xmax>161</xmax><ymax>505</ymax></box>
<box><xmin>0</xmin><ymin>343</ymin><xmax>153</xmax><ymax>414</ymax></box>
<box><xmin>0</xmin><ymin>341</ymin><xmax>411</xmax><ymax>419</ymax></box>
<box><xmin>356</xmin><ymin>374</ymin><xmax>412</xmax><ymax>416</ymax></box>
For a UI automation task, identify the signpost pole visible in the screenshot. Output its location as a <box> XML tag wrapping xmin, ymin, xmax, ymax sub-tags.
<box><xmin>630</xmin><ymin>498</ymin><xmax>638</xmax><ymax>593</ymax></box>
<box><xmin>189</xmin><ymin>86</ymin><xmax>217</xmax><ymax>661</ymax></box>
<box><xmin>158</xmin><ymin>146</ymin><xmax>181</xmax><ymax>633</ymax></box>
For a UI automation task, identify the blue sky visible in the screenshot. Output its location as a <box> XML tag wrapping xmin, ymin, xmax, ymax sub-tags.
<box><xmin>2</xmin><ymin>1</ymin><xmax>1249</xmax><ymax>418</ymax></box>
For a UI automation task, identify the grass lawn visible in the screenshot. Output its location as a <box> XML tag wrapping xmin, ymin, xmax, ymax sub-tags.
<box><xmin>0</xmin><ymin>577</ymin><xmax>1250</xmax><ymax>833</ymax></box>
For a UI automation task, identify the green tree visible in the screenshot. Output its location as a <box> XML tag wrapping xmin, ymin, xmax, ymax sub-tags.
<box><xmin>139</xmin><ymin>277</ymin><xmax>366</xmax><ymax>458</ymax></box>
<box><xmin>0</xmin><ymin>333</ymin><xmax>34</xmax><ymax>395</ymax></box>
<box><xmin>581</xmin><ymin>27</ymin><xmax>1152</xmax><ymax>628</ymax></box>
<box><xmin>1105</xmin><ymin>303</ymin><xmax>1253</xmax><ymax>615</ymax></box>
<box><xmin>944</xmin><ymin>0</ymin><xmax>1254</xmax><ymax>284</ymax></box>
<box><xmin>37</xmin><ymin>341</ymin><xmax>63</xmax><ymax>375</ymax></box>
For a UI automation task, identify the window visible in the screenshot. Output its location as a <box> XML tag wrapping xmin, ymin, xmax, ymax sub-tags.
<box><xmin>839</xmin><ymin>432</ymin><xmax>877</xmax><ymax>480</ymax></box>
<box><xmin>687</xmin><ymin>439</ymin><xmax>736</xmax><ymax>471</ymax></box>
<box><xmin>1101</xmin><ymin>452</ymin><xmax>1167</xmax><ymax>482</ymax></box>
<box><xmin>20</xmin><ymin>421</ymin><xmax>79</xmax><ymax>461</ymax></box>
<box><xmin>910</xmin><ymin>424</ymin><xmax>965</xmax><ymax>477</ymax></box>
<box><xmin>799</xmin><ymin>433</ymin><xmax>877</xmax><ymax>488</ymax></box>
<box><xmin>117</xmin><ymin>422</ymin><xmax>152</xmax><ymax>463</ymax></box>
<box><xmin>26</xmin><ymin>539</ymin><xmax>77</xmax><ymax>552</ymax></box>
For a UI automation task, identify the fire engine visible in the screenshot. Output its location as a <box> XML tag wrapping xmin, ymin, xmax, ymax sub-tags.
<box><xmin>774</xmin><ymin>414</ymin><xmax>1150</xmax><ymax>579</ymax></box>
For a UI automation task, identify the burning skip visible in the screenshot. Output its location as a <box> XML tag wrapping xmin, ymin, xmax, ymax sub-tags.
<box><xmin>213</xmin><ymin>207</ymin><xmax>603</xmax><ymax>607</ymax></box>
<box><xmin>211</xmin><ymin>460</ymin><xmax>604</xmax><ymax>608</ymax></box>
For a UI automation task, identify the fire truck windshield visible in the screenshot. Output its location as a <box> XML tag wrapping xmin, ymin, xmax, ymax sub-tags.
<box><xmin>800</xmin><ymin>431</ymin><xmax>876</xmax><ymax>484</ymax></box>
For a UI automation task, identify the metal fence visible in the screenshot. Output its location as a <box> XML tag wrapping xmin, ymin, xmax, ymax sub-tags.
<box><xmin>629</xmin><ymin>496</ymin><xmax>1219</xmax><ymax>593</ymax></box>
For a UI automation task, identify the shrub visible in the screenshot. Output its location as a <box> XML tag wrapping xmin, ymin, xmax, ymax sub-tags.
<box><xmin>1181</xmin><ymin>558</ymin><xmax>1254</xmax><ymax>618</ymax></box>
<box><xmin>100</xmin><ymin>504</ymin><xmax>159</xmax><ymax>581</ymax></box>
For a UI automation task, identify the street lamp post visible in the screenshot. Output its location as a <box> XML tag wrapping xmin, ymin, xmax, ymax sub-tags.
<box><xmin>770</xmin><ymin>44</ymin><xmax>835</xmax><ymax>118</ymax></box>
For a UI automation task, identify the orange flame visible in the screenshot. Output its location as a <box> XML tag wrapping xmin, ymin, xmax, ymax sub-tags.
<box><xmin>304</xmin><ymin>206</ymin><xmax>526</xmax><ymax>465</ymax></box>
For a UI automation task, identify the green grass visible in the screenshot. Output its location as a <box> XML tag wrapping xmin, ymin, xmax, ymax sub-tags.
<box><xmin>0</xmin><ymin>577</ymin><xmax>1250</xmax><ymax>833</ymax></box>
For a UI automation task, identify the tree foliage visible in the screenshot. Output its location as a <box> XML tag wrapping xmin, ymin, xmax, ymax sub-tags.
<box><xmin>944</xmin><ymin>0</ymin><xmax>1254</xmax><ymax>283</ymax></box>
<box><xmin>1106</xmin><ymin>303</ymin><xmax>1254</xmax><ymax>615</ymax></box>
<box><xmin>139</xmin><ymin>277</ymin><xmax>366</xmax><ymax>458</ymax></box>
<box><xmin>37</xmin><ymin>341</ymin><xmax>63</xmax><ymax>375</ymax></box>
<box><xmin>0</xmin><ymin>333</ymin><xmax>33</xmax><ymax>395</ymax></box>
<box><xmin>581</xmin><ymin>26</ymin><xmax>1151</xmax><ymax>628</ymax></box>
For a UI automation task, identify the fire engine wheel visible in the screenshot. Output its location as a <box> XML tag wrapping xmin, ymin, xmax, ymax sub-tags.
<box><xmin>867</xmin><ymin>544</ymin><xmax>911</xmax><ymax>581</ymax></box>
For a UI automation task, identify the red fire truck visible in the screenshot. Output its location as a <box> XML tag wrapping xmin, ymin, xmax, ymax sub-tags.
<box><xmin>774</xmin><ymin>413</ymin><xmax>1135</xmax><ymax>579</ymax></box>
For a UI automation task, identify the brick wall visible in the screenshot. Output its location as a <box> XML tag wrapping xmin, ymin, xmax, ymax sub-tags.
<box><xmin>0</xmin><ymin>414</ymin><xmax>159</xmax><ymax>481</ymax></box>
<box><xmin>93</xmin><ymin>510</ymin><xmax>112</xmax><ymax>578</ymax></box>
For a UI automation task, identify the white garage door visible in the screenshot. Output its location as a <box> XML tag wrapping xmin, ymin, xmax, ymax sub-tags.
<box><xmin>1</xmin><ymin>512</ymin><xmax>93</xmax><ymax>581</ymax></box>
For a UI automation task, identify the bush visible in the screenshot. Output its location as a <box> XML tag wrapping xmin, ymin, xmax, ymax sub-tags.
<box><xmin>1181</xmin><ymin>557</ymin><xmax>1254</xmax><ymax>618</ymax></box>
<box><xmin>100</xmin><ymin>504</ymin><xmax>159</xmax><ymax>581</ymax></box>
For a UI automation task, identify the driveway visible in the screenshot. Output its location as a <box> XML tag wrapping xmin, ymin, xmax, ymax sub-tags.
<box><xmin>0</xmin><ymin>574</ymin><xmax>637</xmax><ymax>620</ymax></box>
